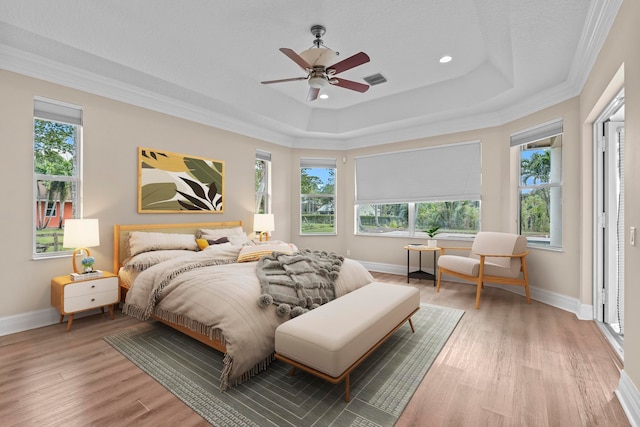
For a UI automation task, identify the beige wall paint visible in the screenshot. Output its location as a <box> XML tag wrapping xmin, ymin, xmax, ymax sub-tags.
<box><xmin>578</xmin><ymin>0</ymin><xmax>640</xmax><ymax>397</ymax></box>
<box><xmin>0</xmin><ymin>70</ymin><xmax>292</xmax><ymax>317</ymax></box>
<box><xmin>1</xmin><ymin>0</ymin><xmax>639</xmax><ymax>408</ymax></box>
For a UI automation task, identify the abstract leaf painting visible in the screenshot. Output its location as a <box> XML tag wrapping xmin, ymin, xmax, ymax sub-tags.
<box><xmin>138</xmin><ymin>147</ymin><xmax>224</xmax><ymax>213</ymax></box>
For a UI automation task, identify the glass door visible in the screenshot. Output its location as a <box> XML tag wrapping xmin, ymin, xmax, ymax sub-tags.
<box><xmin>594</xmin><ymin>89</ymin><xmax>625</xmax><ymax>357</ymax></box>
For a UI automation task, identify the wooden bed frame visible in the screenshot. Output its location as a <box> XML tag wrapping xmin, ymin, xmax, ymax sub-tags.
<box><xmin>113</xmin><ymin>221</ymin><xmax>243</xmax><ymax>354</ymax></box>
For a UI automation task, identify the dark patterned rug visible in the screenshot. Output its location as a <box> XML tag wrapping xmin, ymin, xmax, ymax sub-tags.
<box><xmin>104</xmin><ymin>303</ymin><xmax>464</xmax><ymax>426</ymax></box>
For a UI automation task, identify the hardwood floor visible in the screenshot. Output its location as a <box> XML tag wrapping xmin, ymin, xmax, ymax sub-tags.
<box><xmin>0</xmin><ymin>274</ymin><xmax>630</xmax><ymax>426</ymax></box>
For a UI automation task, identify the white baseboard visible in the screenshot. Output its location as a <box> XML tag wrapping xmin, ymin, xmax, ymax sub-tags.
<box><xmin>0</xmin><ymin>307</ymin><xmax>105</xmax><ymax>336</ymax></box>
<box><xmin>359</xmin><ymin>260</ymin><xmax>593</xmax><ymax>319</ymax></box>
<box><xmin>617</xmin><ymin>371</ymin><xmax>640</xmax><ymax>427</ymax></box>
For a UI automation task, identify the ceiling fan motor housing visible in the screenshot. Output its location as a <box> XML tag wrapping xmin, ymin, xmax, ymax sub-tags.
<box><xmin>299</xmin><ymin>47</ymin><xmax>339</xmax><ymax>68</ymax></box>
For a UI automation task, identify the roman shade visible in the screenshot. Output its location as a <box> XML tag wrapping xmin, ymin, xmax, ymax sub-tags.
<box><xmin>510</xmin><ymin>118</ymin><xmax>563</xmax><ymax>147</ymax></box>
<box><xmin>256</xmin><ymin>149</ymin><xmax>271</xmax><ymax>162</ymax></box>
<box><xmin>34</xmin><ymin>97</ymin><xmax>82</xmax><ymax>126</ymax></box>
<box><xmin>354</xmin><ymin>141</ymin><xmax>481</xmax><ymax>204</ymax></box>
<box><xmin>300</xmin><ymin>158</ymin><xmax>337</xmax><ymax>168</ymax></box>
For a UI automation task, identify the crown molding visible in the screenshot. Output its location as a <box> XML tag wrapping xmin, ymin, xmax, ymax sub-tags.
<box><xmin>568</xmin><ymin>0</ymin><xmax>623</xmax><ymax>89</ymax></box>
<box><xmin>0</xmin><ymin>43</ymin><xmax>296</xmax><ymax>148</ymax></box>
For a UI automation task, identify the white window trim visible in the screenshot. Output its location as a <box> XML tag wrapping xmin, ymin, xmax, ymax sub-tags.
<box><xmin>511</xmin><ymin>118</ymin><xmax>563</xmax><ymax>250</ymax></box>
<box><xmin>33</xmin><ymin>97</ymin><xmax>83</xmax><ymax>259</ymax></box>
<box><xmin>300</xmin><ymin>158</ymin><xmax>337</xmax><ymax>236</ymax></box>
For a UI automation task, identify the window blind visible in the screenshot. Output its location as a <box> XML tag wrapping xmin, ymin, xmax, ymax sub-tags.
<box><xmin>355</xmin><ymin>141</ymin><xmax>481</xmax><ymax>204</ymax></box>
<box><xmin>300</xmin><ymin>157</ymin><xmax>336</xmax><ymax>168</ymax></box>
<box><xmin>34</xmin><ymin>97</ymin><xmax>82</xmax><ymax>125</ymax></box>
<box><xmin>256</xmin><ymin>149</ymin><xmax>271</xmax><ymax>162</ymax></box>
<box><xmin>510</xmin><ymin>118</ymin><xmax>563</xmax><ymax>147</ymax></box>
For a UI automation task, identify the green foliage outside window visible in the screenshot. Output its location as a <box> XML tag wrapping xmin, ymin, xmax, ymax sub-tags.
<box><xmin>34</xmin><ymin>119</ymin><xmax>78</xmax><ymax>253</ymax></box>
<box><xmin>301</xmin><ymin>167</ymin><xmax>335</xmax><ymax>234</ymax></box>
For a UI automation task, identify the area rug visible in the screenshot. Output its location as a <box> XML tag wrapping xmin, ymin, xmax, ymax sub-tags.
<box><xmin>104</xmin><ymin>303</ymin><xmax>463</xmax><ymax>427</ymax></box>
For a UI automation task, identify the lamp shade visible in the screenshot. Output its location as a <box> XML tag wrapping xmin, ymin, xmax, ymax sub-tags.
<box><xmin>63</xmin><ymin>219</ymin><xmax>100</xmax><ymax>249</ymax></box>
<box><xmin>253</xmin><ymin>214</ymin><xmax>275</xmax><ymax>232</ymax></box>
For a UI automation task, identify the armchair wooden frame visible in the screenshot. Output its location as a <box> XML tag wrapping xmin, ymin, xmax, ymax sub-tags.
<box><xmin>436</xmin><ymin>246</ymin><xmax>530</xmax><ymax>309</ymax></box>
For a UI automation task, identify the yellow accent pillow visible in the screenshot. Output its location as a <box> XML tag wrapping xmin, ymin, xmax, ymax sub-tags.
<box><xmin>236</xmin><ymin>243</ymin><xmax>294</xmax><ymax>263</ymax></box>
<box><xmin>196</xmin><ymin>239</ymin><xmax>209</xmax><ymax>250</ymax></box>
<box><xmin>196</xmin><ymin>236</ymin><xmax>230</xmax><ymax>250</ymax></box>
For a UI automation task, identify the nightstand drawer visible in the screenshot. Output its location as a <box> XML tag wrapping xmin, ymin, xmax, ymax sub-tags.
<box><xmin>64</xmin><ymin>289</ymin><xmax>119</xmax><ymax>312</ymax></box>
<box><xmin>64</xmin><ymin>277</ymin><xmax>118</xmax><ymax>298</ymax></box>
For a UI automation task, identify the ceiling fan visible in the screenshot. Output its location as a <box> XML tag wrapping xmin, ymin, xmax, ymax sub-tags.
<box><xmin>261</xmin><ymin>25</ymin><xmax>371</xmax><ymax>102</ymax></box>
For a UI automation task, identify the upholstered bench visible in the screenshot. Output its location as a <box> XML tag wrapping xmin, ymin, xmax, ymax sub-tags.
<box><xmin>274</xmin><ymin>281</ymin><xmax>420</xmax><ymax>402</ymax></box>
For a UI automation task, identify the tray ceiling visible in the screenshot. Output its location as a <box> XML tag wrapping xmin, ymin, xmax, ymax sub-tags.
<box><xmin>0</xmin><ymin>0</ymin><xmax>620</xmax><ymax>149</ymax></box>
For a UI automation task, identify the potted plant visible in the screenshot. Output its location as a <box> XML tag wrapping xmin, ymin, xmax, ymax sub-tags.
<box><xmin>425</xmin><ymin>226</ymin><xmax>440</xmax><ymax>247</ymax></box>
<box><xmin>81</xmin><ymin>256</ymin><xmax>95</xmax><ymax>273</ymax></box>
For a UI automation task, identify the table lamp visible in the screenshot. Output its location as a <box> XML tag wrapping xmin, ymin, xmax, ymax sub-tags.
<box><xmin>253</xmin><ymin>214</ymin><xmax>275</xmax><ymax>242</ymax></box>
<box><xmin>63</xmin><ymin>218</ymin><xmax>100</xmax><ymax>273</ymax></box>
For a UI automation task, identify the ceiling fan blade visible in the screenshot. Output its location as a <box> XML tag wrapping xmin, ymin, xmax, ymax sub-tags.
<box><xmin>326</xmin><ymin>52</ymin><xmax>370</xmax><ymax>75</ymax></box>
<box><xmin>331</xmin><ymin>78</ymin><xmax>369</xmax><ymax>93</ymax></box>
<box><xmin>280</xmin><ymin>48</ymin><xmax>313</xmax><ymax>70</ymax></box>
<box><xmin>307</xmin><ymin>87</ymin><xmax>320</xmax><ymax>102</ymax></box>
<box><xmin>261</xmin><ymin>77</ymin><xmax>307</xmax><ymax>84</ymax></box>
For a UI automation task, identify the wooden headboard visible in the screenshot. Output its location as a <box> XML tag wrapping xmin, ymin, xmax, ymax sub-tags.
<box><xmin>113</xmin><ymin>221</ymin><xmax>243</xmax><ymax>273</ymax></box>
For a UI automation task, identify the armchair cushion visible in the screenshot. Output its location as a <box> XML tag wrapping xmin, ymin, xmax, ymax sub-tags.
<box><xmin>438</xmin><ymin>255</ymin><xmax>515</xmax><ymax>278</ymax></box>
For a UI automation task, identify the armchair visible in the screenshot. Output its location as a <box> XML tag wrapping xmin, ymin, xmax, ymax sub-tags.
<box><xmin>436</xmin><ymin>232</ymin><xmax>530</xmax><ymax>309</ymax></box>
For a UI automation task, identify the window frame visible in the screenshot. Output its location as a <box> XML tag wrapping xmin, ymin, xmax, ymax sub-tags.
<box><xmin>511</xmin><ymin>119</ymin><xmax>563</xmax><ymax>249</ymax></box>
<box><xmin>33</xmin><ymin>97</ymin><xmax>83</xmax><ymax>259</ymax></box>
<box><xmin>255</xmin><ymin>150</ymin><xmax>271</xmax><ymax>214</ymax></box>
<box><xmin>355</xmin><ymin>200</ymin><xmax>481</xmax><ymax>238</ymax></box>
<box><xmin>299</xmin><ymin>158</ymin><xmax>337</xmax><ymax>236</ymax></box>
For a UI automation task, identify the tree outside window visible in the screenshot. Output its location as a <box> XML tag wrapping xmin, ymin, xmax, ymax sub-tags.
<box><xmin>33</xmin><ymin>114</ymin><xmax>81</xmax><ymax>255</ymax></box>
<box><xmin>300</xmin><ymin>165</ymin><xmax>336</xmax><ymax>234</ymax></box>
<box><xmin>518</xmin><ymin>134</ymin><xmax>562</xmax><ymax>247</ymax></box>
<box><xmin>357</xmin><ymin>201</ymin><xmax>479</xmax><ymax>236</ymax></box>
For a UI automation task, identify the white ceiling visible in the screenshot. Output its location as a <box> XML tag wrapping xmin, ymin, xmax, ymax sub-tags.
<box><xmin>0</xmin><ymin>0</ymin><xmax>620</xmax><ymax>149</ymax></box>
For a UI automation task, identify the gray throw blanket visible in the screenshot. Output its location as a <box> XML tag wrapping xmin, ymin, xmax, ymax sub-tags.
<box><xmin>256</xmin><ymin>249</ymin><xmax>344</xmax><ymax>318</ymax></box>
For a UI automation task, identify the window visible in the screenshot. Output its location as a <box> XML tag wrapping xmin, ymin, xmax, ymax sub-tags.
<box><xmin>255</xmin><ymin>150</ymin><xmax>271</xmax><ymax>213</ymax></box>
<box><xmin>33</xmin><ymin>98</ymin><xmax>82</xmax><ymax>256</ymax></box>
<box><xmin>511</xmin><ymin>119</ymin><xmax>563</xmax><ymax>247</ymax></box>
<box><xmin>300</xmin><ymin>158</ymin><xmax>336</xmax><ymax>235</ymax></box>
<box><xmin>45</xmin><ymin>201</ymin><xmax>58</xmax><ymax>217</ymax></box>
<box><xmin>355</xmin><ymin>142</ymin><xmax>481</xmax><ymax>237</ymax></box>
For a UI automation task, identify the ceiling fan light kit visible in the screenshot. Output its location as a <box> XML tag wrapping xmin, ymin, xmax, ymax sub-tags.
<box><xmin>309</xmin><ymin>75</ymin><xmax>328</xmax><ymax>88</ymax></box>
<box><xmin>261</xmin><ymin>25</ymin><xmax>371</xmax><ymax>102</ymax></box>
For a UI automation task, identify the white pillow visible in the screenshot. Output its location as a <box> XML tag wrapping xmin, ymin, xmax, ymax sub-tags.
<box><xmin>227</xmin><ymin>233</ymin><xmax>250</xmax><ymax>245</ymax></box>
<box><xmin>127</xmin><ymin>231</ymin><xmax>198</xmax><ymax>257</ymax></box>
<box><xmin>203</xmin><ymin>243</ymin><xmax>243</xmax><ymax>259</ymax></box>
<box><xmin>197</xmin><ymin>226</ymin><xmax>244</xmax><ymax>238</ymax></box>
<box><xmin>122</xmin><ymin>249</ymin><xmax>195</xmax><ymax>271</ymax></box>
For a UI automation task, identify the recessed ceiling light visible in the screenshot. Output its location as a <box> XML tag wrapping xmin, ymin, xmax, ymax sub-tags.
<box><xmin>319</xmin><ymin>94</ymin><xmax>329</xmax><ymax>99</ymax></box>
<box><xmin>439</xmin><ymin>55</ymin><xmax>453</xmax><ymax>63</ymax></box>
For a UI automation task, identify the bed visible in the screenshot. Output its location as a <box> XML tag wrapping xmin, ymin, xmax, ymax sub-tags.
<box><xmin>113</xmin><ymin>221</ymin><xmax>374</xmax><ymax>390</ymax></box>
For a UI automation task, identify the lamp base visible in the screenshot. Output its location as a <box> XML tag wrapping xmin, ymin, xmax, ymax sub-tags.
<box><xmin>258</xmin><ymin>231</ymin><xmax>270</xmax><ymax>242</ymax></box>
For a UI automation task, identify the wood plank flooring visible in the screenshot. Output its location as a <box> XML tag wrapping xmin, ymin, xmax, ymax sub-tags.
<box><xmin>0</xmin><ymin>274</ymin><xmax>630</xmax><ymax>426</ymax></box>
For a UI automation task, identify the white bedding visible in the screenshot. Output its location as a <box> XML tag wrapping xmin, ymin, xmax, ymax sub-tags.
<box><xmin>122</xmin><ymin>247</ymin><xmax>374</xmax><ymax>389</ymax></box>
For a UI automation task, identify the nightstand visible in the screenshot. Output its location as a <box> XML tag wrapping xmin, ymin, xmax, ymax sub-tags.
<box><xmin>51</xmin><ymin>272</ymin><xmax>119</xmax><ymax>331</ymax></box>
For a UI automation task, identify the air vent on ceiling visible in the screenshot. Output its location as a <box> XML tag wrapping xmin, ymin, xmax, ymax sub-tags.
<box><xmin>363</xmin><ymin>73</ymin><xmax>387</xmax><ymax>86</ymax></box>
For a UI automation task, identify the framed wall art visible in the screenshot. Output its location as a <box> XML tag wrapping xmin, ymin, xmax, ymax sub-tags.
<box><xmin>138</xmin><ymin>147</ymin><xmax>224</xmax><ymax>213</ymax></box>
